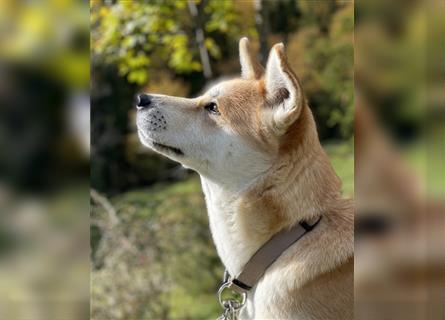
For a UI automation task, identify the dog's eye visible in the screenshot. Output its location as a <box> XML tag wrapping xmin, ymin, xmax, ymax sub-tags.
<box><xmin>204</xmin><ymin>102</ymin><xmax>220</xmax><ymax>115</ymax></box>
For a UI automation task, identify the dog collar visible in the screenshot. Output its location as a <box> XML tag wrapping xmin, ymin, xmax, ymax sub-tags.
<box><xmin>218</xmin><ymin>215</ymin><xmax>322</xmax><ymax>306</ymax></box>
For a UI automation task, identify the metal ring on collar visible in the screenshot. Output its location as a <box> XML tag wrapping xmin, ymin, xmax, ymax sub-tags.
<box><xmin>217</xmin><ymin>282</ymin><xmax>247</xmax><ymax>310</ymax></box>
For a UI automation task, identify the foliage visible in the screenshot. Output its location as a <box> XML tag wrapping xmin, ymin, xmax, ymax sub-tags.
<box><xmin>288</xmin><ymin>2</ymin><xmax>354</xmax><ymax>139</ymax></box>
<box><xmin>91</xmin><ymin>177</ymin><xmax>223</xmax><ymax>320</ymax></box>
<box><xmin>0</xmin><ymin>0</ymin><xmax>89</xmax><ymax>88</ymax></box>
<box><xmin>91</xmin><ymin>2</ymin><xmax>355</xmax><ymax>318</ymax></box>
<box><xmin>0</xmin><ymin>0</ymin><xmax>89</xmax><ymax>190</ymax></box>
<box><xmin>91</xmin><ymin>0</ymin><xmax>241</xmax><ymax>85</ymax></box>
<box><xmin>321</xmin><ymin>4</ymin><xmax>354</xmax><ymax>138</ymax></box>
<box><xmin>91</xmin><ymin>143</ymin><xmax>353</xmax><ymax>319</ymax></box>
<box><xmin>90</xmin><ymin>1</ymin><xmax>355</xmax><ymax>198</ymax></box>
<box><xmin>355</xmin><ymin>4</ymin><xmax>426</xmax><ymax>140</ymax></box>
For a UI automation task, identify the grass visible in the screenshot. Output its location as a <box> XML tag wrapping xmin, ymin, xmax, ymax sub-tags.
<box><xmin>324</xmin><ymin>140</ymin><xmax>354</xmax><ymax>197</ymax></box>
<box><xmin>92</xmin><ymin>141</ymin><xmax>354</xmax><ymax>319</ymax></box>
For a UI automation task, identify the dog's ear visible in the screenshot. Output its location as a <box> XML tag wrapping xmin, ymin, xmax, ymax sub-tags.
<box><xmin>239</xmin><ymin>37</ymin><xmax>263</xmax><ymax>79</ymax></box>
<box><xmin>263</xmin><ymin>43</ymin><xmax>304</xmax><ymax>134</ymax></box>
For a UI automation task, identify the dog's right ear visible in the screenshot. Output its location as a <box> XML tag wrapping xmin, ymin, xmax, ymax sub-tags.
<box><xmin>239</xmin><ymin>37</ymin><xmax>263</xmax><ymax>80</ymax></box>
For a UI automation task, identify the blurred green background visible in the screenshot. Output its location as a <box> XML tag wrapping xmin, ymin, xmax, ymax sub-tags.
<box><xmin>0</xmin><ymin>1</ymin><xmax>90</xmax><ymax>319</ymax></box>
<box><xmin>90</xmin><ymin>1</ymin><xmax>353</xmax><ymax>319</ymax></box>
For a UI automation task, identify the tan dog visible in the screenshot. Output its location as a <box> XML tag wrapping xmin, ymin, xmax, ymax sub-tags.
<box><xmin>136</xmin><ymin>38</ymin><xmax>353</xmax><ymax>319</ymax></box>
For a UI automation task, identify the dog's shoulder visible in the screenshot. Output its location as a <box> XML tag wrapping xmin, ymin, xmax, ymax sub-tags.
<box><xmin>251</xmin><ymin>202</ymin><xmax>354</xmax><ymax>318</ymax></box>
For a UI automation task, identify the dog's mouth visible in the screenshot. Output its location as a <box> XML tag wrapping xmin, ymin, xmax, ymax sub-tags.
<box><xmin>152</xmin><ymin>141</ymin><xmax>184</xmax><ymax>156</ymax></box>
<box><xmin>137</xmin><ymin>129</ymin><xmax>184</xmax><ymax>156</ymax></box>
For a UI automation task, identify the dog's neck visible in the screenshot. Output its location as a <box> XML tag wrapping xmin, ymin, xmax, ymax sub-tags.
<box><xmin>200</xmin><ymin>107</ymin><xmax>343</xmax><ymax>276</ymax></box>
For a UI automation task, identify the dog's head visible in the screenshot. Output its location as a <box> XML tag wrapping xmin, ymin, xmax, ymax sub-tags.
<box><xmin>136</xmin><ymin>38</ymin><xmax>307</xmax><ymax>186</ymax></box>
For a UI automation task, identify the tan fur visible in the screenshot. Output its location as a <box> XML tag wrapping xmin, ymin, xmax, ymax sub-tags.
<box><xmin>224</xmin><ymin>41</ymin><xmax>353</xmax><ymax>319</ymax></box>
<box><xmin>137</xmin><ymin>38</ymin><xmax>354</xmax><ymax>319</ymax></box>
<box><xmin>236</xmin><ymin>100</ymin><xmax>354</xmax><ymax>318</ymax></box>
<box><xmin>239</xmin><ymin>37</ymin><xmax>264</xmax><ymax>79</ymax></box>
<box><xmin>213</xmin><ymin>79</ymin><xmax>276</xmax><ymax>154</ymax></box>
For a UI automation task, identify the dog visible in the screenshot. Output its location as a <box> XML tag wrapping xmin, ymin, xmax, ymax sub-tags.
<box><xmin>136</xmin><ymin>38</ymin><xmax>353</xmax><ymax>319</ymax></box>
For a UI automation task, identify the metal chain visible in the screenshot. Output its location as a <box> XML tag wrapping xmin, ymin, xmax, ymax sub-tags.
<box><xmin>217</xmin><ymin>281</ymin><xmax>246</xmax><ymax>320</ymax></box>
<box><xmin>217</xmin><ymin>299</ymin><xmax>242</xmax><ymax>320</ymax></box>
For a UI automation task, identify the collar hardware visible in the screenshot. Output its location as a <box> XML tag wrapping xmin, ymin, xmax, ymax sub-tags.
<box><xmin>217</xmin><ymin>215</ymin><xmax>322</xmax><ymax>313</ymax></box>
<box><xmin>216</xmin><ymin>216</ymin><xmax>322</xmax><ymax>318</ymax></box>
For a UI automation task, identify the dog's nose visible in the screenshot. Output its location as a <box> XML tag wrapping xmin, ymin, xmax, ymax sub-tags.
<box><xmin>136</xmin><ymin>94</ymin><xmax>152</xmax><ymax>109</ymax></box>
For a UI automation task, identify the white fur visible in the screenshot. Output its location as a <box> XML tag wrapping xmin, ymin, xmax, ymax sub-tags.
<box><xmin>137</xmin><ymin>88</ymin><xmax>272</xmax><ymax>188</ymax></box>
<box><xmin>136</xmin><ymin>39</ymin><xmax>353</xmax><ymax>320</ymax></box>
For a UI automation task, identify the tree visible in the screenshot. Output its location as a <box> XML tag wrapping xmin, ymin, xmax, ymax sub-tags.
<box><xmin>91</xmin><ymin>0</ymin><xmax>241</xmax><ymax>86</ymax></box>
<box><xmin>287</xmin><ymin>1</ymin><xmax>354</xmax><ymax>139</ymax></box>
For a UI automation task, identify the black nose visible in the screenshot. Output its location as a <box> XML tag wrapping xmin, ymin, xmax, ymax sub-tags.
<box><xmin>136</xmin><ymin>94</ymin><xmax>152</xmax><ymax>108</ymax></box>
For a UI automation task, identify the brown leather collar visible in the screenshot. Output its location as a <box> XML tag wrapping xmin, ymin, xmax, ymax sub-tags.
<box><xmin>223</xmin><ymin>216</ymin><xmax>322</xmax><ymax>294</ymax></box>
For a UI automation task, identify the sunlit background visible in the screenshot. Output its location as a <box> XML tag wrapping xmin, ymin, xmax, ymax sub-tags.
<box><xmin>0</xmin><ymin>0</ymin><xmax>89</xmax><ymax>320</ymax></box>
<box><xmin>90</xmin><ymin>1</ymin><xmax>353</xmax><ymax>319</ymax></box>
<box><xmin>0</xmin><ymin>0</ymin><xmax>443</xmax><ymax>319</ymax></box>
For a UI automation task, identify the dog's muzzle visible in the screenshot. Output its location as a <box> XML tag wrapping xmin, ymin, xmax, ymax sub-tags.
<box><xmin>137</xmin><ymin>108</ymin><xmax>167</xmax><ymax>132</ymax></box>
<box><xmin>136</xmin><ymin>94</ymin><xmax>167</xmax><ymax>132</ymax></box>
